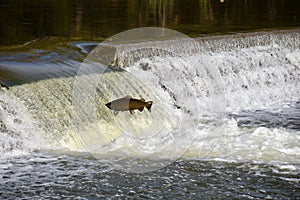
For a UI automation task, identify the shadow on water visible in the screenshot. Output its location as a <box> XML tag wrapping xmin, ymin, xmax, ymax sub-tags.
<box><xmin>0</xmin><ymin>0</ymin><xmax>299</xmax><ymax>45</ymax></box>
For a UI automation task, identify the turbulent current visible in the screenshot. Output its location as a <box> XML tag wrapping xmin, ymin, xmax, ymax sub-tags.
<box><xmin>0</xmin><ymin>29</ymin><xmax>299</xmax><ymax>198</ymax></box>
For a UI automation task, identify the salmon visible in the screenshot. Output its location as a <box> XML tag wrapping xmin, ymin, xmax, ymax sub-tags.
<box><xmin>105</xmin><ymin>95</ymin><xmax>153</xmax><ymax>115</ymax></box>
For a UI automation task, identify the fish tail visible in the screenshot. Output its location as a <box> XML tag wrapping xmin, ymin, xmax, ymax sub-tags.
<box><xmin>105</xmin><ymin>102</ymin><xmax>112</xmax><ymax>109</ymax></box>
<box><xmin>146</xmin><ymin>101</ymin><xmax>153</xmax><ymax>112</ymax></box>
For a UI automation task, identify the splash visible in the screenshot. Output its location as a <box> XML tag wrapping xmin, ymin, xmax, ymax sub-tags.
<box><xmin>0</xmin><ymin>29</ymin><xmax>299</xmax><ymax>169</ymax></box>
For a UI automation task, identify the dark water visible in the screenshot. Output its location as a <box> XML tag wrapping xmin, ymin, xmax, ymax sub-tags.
<box><xmin>230</xmin><ymin>101</ymin><xmax>300</xmax><ymax>131</ymax></box>
<box><xmin>1</xmin><ymin>0</ymin><xmax>300</xmax><ymax>45</ymax></box>
<box><xmin>1</xmin><ymin>153</ymin><xmax>299</xmax><ymax>199</ymax></box>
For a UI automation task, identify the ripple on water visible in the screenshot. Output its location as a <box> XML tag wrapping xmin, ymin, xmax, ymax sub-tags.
<box><xmin>0</xmin><ymin>153</ymin><xmax>299</xmax><ymax>199</ymax></box>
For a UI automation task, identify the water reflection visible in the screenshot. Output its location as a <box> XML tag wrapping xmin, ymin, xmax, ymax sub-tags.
<box><xmin>0</xmin><ymin>0</ymin><xmax>299</xmax><ymax>45</ymax></box>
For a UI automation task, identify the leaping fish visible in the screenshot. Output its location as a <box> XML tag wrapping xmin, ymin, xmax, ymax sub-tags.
<box><xmin>105</xmin><ymin>95</ymin><xmax>153</xmax><ymax>115</ymax></box>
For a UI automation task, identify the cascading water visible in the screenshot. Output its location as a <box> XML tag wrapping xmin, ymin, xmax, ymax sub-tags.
<box><xmin>0</xmin><ymin>29</ymin><xmax>299</xmax><ymax>169</ymax></box>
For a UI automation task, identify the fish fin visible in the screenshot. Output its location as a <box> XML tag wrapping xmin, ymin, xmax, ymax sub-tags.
<box><xmin>146</xmin><ymin>101</ymin><xmax>153</xmax><ymax>112</ymax></box>
<box><xmin>140</xmin><ymin>98</ymin><xmax>145</xmax><ymax>102</ymax></box>
<box><xmin>114</xmin><ymin>111</ymin><xmax>118</xmax><ymax>116</ymax></box>
<box><xmin>124</xmin><ymin>95</ymin><xmax>131</xmax><ymax>99</ymax></box>
<box><xmin>130</xmin><ymin>109</ymin><xmax>134</xmax><ymax>114</ymax></box>
<box><xmin>138</xmin><ymin>107</ymin><xmax>144</xmax><ymax>112</ymax></box>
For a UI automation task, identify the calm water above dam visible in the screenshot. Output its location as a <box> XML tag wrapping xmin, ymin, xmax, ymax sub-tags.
<box><xmin>0</xmin><ymin>0</ymin><xmax>300</xmax><ymax>199</ymax></box>
<box><xmin>0</xmin><ymin>0</ymin><xmax>300</xmax><ymax>45</ymax></box>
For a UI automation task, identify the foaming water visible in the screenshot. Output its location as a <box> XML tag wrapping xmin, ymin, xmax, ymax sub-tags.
<box><xmin>0</xmin><ymin>153</ymin><xmax>299</xmax><ymax>199</ymax></box>
<box><xmin>0</xmin><ymin>91</ymin><xmax>45</xmax><ymax>158</ymax></box>
<box><xmin>0</xmin><ymin>30</ymin><xmax>299</xmax><ymax>167</ymax></box>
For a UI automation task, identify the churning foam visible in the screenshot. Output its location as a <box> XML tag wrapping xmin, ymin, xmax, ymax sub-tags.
<box><xmin>0</xmin><ymin>30</ymin><xmax>299</xmax><ymax>167</ymax></box>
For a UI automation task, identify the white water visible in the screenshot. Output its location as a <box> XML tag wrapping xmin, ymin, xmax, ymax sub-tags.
<box><xmin>0</xmin><ymin>91</ymin><xmax>45</xmax><ymax>158</ymax></box>
<box><xmin>0</xmin><ymin>30</ymin><xmax>299</xmax><ymax>168</ymax></box>
<box><xmin>125</xmin><ymin>43</ymin><xmax>300</xmax><ymax>165</ymax></box>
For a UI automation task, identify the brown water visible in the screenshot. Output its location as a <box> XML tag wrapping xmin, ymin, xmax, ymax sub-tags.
<box><xmin>1</xmin><ymin>0</ymin><xmax>299</xmax><ymax>45</ymax></box>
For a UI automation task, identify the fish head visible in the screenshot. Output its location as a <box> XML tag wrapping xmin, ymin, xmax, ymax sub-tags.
<box><xmin>106</xmin><ymin>98</ymin><xmax>131</xmax><ymax>111</ymax></box>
